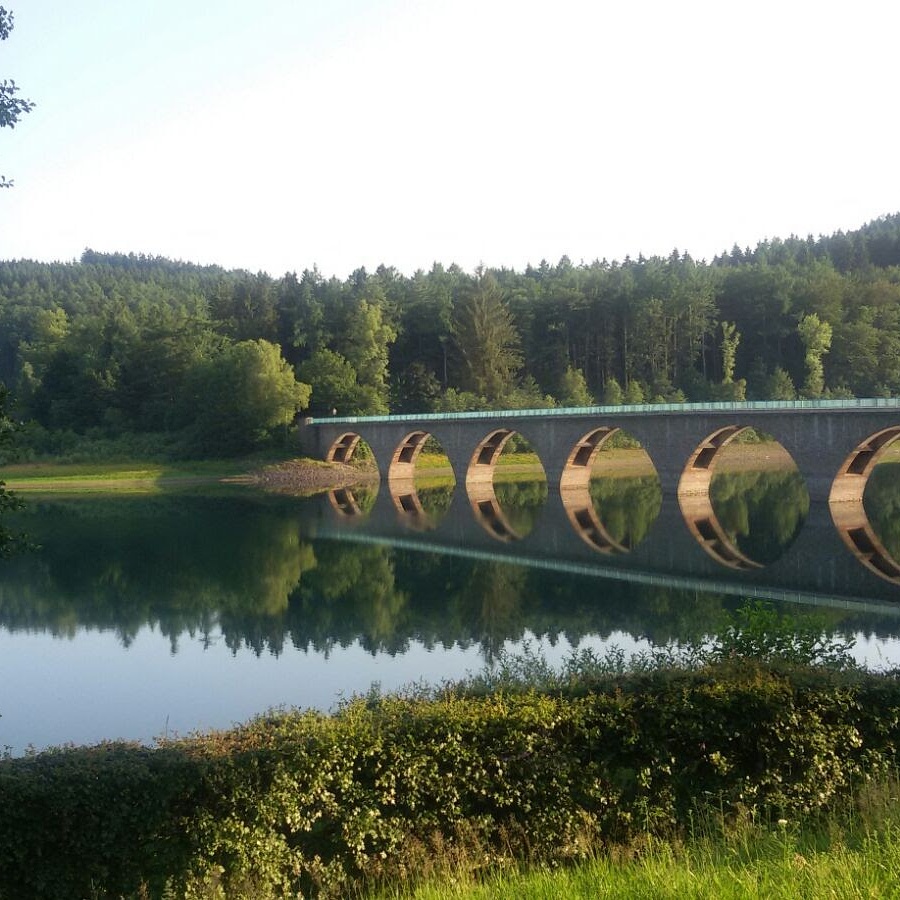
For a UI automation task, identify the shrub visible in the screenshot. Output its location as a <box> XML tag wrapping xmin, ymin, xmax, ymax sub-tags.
<box><xmin>2</xmin><ymin>659</ymin><xmax>900</xmax><ymax>899</ymax></box>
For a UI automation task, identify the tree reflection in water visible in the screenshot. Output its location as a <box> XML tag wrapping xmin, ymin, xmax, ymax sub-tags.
<box><xmin>492</xmin><ymin>480</ymin><xmax>548</xmax><ymax>537</ymax></box>
<box><xmin>414</xmin><ymin>483</ymin><xmax>454</xmax><ymax>521</ymax></box>
<box><xmin>865</xmin><ymin>463</ymin><xmax>900</xmax><ymax>565</ymax></box>
<box><xmin>710</xmin><ymin>470</ymin><xmax>810</xmax><ymax>565</ymax></box>
<box><xmin>588</xmin><ymin>475</ymin><xmax>662</xmax><ymax>550</ymax></box>
<box><xmin>1</xmin><ymin>485</ymin><xmax>899</xmax><ymax>664</ymax></box>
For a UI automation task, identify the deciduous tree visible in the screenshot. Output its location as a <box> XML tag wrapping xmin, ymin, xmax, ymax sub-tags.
<box><xmin>557</xmin><ymin>365</ymin><xmax>594</xmax><ymax>407</ymax></box>
<box><xmin>798</xmin><ymin>312</ymin><xmax>832</xmax><ymax>399</ymax></box>
<box><xmin>186</xmin><ymin>340</ymin><xmax>310</xmax><ymax>454</ymax></box>
<box><xmin>0</xmin><ymin>6</ymin><xmax>34</xmax><ymax>187</ymax></box>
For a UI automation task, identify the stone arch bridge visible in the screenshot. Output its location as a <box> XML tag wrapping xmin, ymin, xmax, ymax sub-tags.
<box><xmin>298</xmin><ymin>399</ymin><xmax>900</xmax><ymax>594</ymax></box>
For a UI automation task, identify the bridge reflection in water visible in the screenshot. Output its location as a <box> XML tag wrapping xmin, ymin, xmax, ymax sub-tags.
<box><xmin>304</xmin><ymin>401</ymin><xmax>900</xmax><ymax>605</ymax></box>
<box><xmin>319</xmin><ymin>475</ymin><xmax>900</xmax><ymax>611</ymax></box>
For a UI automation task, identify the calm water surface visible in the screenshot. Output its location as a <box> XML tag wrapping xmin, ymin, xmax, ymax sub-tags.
<box><xmin>2</xmin><ymin>465</ymin><xmax>900</xmax><ymax>755</ymax></box>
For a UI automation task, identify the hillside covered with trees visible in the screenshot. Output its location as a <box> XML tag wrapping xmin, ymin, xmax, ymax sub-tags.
<box><xmin>1</xmin><ymin>213</ymin><xmax>899</xmax><ymax>458</ymax></box>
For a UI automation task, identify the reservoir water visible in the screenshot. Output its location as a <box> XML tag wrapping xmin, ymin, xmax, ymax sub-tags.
<box><xmin>2</xmin><ymin>463</ymin><xmax>900</xmax><ymax>756</ymax></box>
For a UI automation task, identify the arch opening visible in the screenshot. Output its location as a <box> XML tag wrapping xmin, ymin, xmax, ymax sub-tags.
<box><xmin>679</xmin><ymin>427</ymin><xmax>809</xmax><ymax>569</ymax></box>
<box><xmin>561</xmin><ymin>427</ymin><xmax>661</xmax><ymax>554</ymax></box>
<box><xmin>387</xmin><ymin>432</ymin><xmax>456</xmax><ymax>529</ymax></box>
<box><xmin>466</xmin><ymin>430</ymin><xmax>547</xmax><ymax>542</ymax></box>
<box><xmin>325</xmin><ymin>433</ymin><xmax>379</xmax><ymax>475</ymax></box>
<box><xmin>324</xmin><ymin>433</ymin><xmax>379</xmax><ymax>518</ymax></box>
<box><xmin>830</xmin><ymin>427</ymin><xmax>900</xmax><ymax>584</ymax></box>
<box><xmin>326</xmin><ymin>432</ymin><xmax>361</xmax><ymax>464</ymax></box>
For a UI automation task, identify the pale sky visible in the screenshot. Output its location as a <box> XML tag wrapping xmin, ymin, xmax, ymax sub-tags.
<box><xmin>1</xmin><ymin>0</ymin><xmax>898</xmax><ymax>278</ymax></box>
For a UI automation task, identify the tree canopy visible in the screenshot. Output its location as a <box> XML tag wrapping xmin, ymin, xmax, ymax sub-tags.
<box><xmin>0</xmin><ymin>214</ymin><xmax>899</xmax><ymax>458</ymax></box>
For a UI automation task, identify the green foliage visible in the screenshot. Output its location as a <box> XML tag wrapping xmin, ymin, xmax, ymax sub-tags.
<box><xmin>297</xmin><ymin>350</ymin><xmax>359</xmax><ymax>415</ymax></box>
<box><xmin>496</xmin><ymin>375</ymin><xmax>557</xmax><ymax>410</ymax></box>
<box><xmin>709</xmin><ymin>469</ymin><xmax>809</xmax><ymax>565</ymax></box>
<box><xmin>336</xmin><ymin>297</ymin><xmax>396</xmax><ymax>412</ymax></box>
<box><xmin>707</xmin><ymin>376</ymin><xmax>747</xmax><ymax>402</ymax></box>
<box><xmin>766</xmin><ymin>365</ymin><xmax>797</xmax><ymax>400</ymax></box>
<box><xmin>0</xmin><ymin>384</ymin><xmax>24</xmax><ymax>554</ymax></box>
<box><xmin>720</xmin><ymin>321</ymin><xmax>740</xmax><ymax>384</ymax></box>
<box><xmin>709</xmin><ymin>600</ymin><xmax>857</xmax><ymax>669</ymax></box>
<box><xmin>375</xmin><ymin>786</ymin><xmax>900</xmax><ymax>899</ymax></box>
<box><xmin>588</xmin><ymin>474</ymin><xmax>661</xmax><ymax>549</ymax></box>
<box><xmin>866</xmin><ymin>462</ymin><xmax>900</xmax><ymax>562</ymax></box>
<box><xmin>601</xmin><ymin>377</ymin><xmax>623</xmax><ymax>405</ymax></box>
<box><xmin>452</xmin><ymin>273</ymin><xmax>523</xmax><ymax>401</ymax></box>
<box><xmin>390</xmin><ymin>362</ymin><xmax>442</xmax><ymax>413</ymax></box>
<box><xmin>1</xmin><ymin>214</ymin><xmax>900</xmax><ymax>452</ymax></box>
<box><xmin>1</xmin><ymin>493</ymin><xmax>769</xmax><ymax>657</ymax></box>
<box><xmin>184</xmin><ymin>340</ymin><xmax>310</xmax><ymax>455</ymax></box>
<box><xmin>2</xmin><ymin>654</ymin><xmax>899</xmax><ymax>899</ymax></box>
<box><xmin>297</xmin><ymin>348</ymin><xmax>374</xmax><ymax>416</ymax></box>
<box><xmin>0</xmin><ymin>5</ymin><xmax>34</xmax><ymax>188</ymax></box>
<box><xmin>623</xmin><ymin>379</ymin><xmax>645</xmax><ymax>405</ymax></box>
<box><xmin>557</xmin><ymin>365</ymin><xmax>594</xmax><ymax>407</ymax></box>
<box><xmin>797</xmin><ymin>312</ymin><xmax>833</xmax><ymax>399</ymax></box>
<box><xmin>433</xmin><ymin>387</ymin><xmax>491</xmax><ymax>413</ymax></box>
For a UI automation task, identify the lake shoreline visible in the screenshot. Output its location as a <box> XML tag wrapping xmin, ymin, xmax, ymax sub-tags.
<box><xmin>0</xmin><ymin>442</ymin><xmax>812</xmax><ymax>494</ymax></box>
<box><xmin>0</xmin><ymin>456</ymin><xmax>378</xmax><ymax>494</ymax></box>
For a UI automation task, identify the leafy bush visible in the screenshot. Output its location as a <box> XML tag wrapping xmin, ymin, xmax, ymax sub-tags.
<box><xmin>709</xmin><ymin>600</ymin><xmax>857</xmax><ymax>669</ymax></box>
<box><xmin>2</xmin><ymin>656</ymin><xmax>900</xmax><ymax>899</ymax></box>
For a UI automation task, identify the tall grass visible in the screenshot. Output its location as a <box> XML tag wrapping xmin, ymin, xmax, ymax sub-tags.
<box><xmin>374</xmin><ymin>777</ymin><xmax>900</xmax><ymax>899</ymax></box>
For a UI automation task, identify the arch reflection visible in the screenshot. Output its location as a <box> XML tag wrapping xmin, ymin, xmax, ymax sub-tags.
<box><xmin>830</xmin><ymin>427</ymin><xmax>900</xmax><ymax>584</ymax></box>
<box><xmin>561</xmin><ymin>427</ymin><xmax>660</xmax><ymax>554</ymax></box>
<box><xmin>678</xmin><ymin>426</ymin><xmax>762</xmax><ymax>570</ymax></box>
<box><xmin>327</xmin><ymin>485</ymin><xmax>378</xmax><ymax>518</ymax></box>
<box><xmin>679</xmin><ymin>428</ymin><xmax>809</xmax><ymax>570</ymax></box>
<box><xmin>466</xmin><ymin>430</ymin><xmax>547</xmax><ymax>542</ymax></box>
<box><xmin>387</xmin><ymin>431</ymin><xmax>455</xmax><ymax>530</ymax></box>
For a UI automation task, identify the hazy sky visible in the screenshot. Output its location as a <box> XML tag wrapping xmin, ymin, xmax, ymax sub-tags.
<box><xmin>2</xmin><ymin>0</ymin><xmax>898</xmax><ymax>278</ymax></box>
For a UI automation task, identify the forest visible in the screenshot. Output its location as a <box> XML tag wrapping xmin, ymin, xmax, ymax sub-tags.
<box><xmin>1</xmin><ymin>212</ymin><xmax>900</xmax><ymax>458</ymax></box>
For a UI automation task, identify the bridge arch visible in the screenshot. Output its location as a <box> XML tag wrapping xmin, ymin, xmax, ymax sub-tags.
<box><xmin>559</xmin><ymin>427</ymin><xmax>661</xmax><ymax>554</ymax></box>
<box><xmin>677</xmin><ymin>425</ymin><xmax>788</xmax><ymax>571</ymax></box>
<box><xmin>386</xmin><ymin>430</ymin><xmax>455</xmax><ymax>529</ymax></box>
<box><xmin>465</xmin><ymin>428</ymin><xmax>547</xmax><ymax>542</ymax></box>
<box><xmin>307</xmin><ymin>401</ymin><xmax>900</xmax><ymax>575</ymax></box>
<box><xmin>830</xmin><ymin>426</ymin><xmax>900</xmax><ymax>584</ymax></box>
<box><xmin>466</xmin><ymin>428</ymin><xmax>518</xmax><ymax>480</ymax></box>
<box><xmin>559</xmin><ymin>427</ymin><xmax>620</xmax><ymax>490</ymax></box>
<box><xmin>326</xmin><ymin>432</ymin><xmax>363</xmax><ymax>464</ymax></box>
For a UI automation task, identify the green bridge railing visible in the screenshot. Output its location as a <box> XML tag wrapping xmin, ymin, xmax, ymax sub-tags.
<box><xmin>309</xmin><ymin>397</ymin><xmax>900</xmax><ymax>427</ymax></box>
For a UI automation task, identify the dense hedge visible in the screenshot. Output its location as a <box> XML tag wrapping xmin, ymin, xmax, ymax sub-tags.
<box><xmin>2</xmin><ymin>662</ymin><xmax>900</xmax><ymax>898</ymax></box>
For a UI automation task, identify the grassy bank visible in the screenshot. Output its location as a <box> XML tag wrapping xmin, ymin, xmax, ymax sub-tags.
<box><xmin>0</xmin><ymin>457</ymin><xmax>280</xmax><ymax>493</ymax></box>
<box><xmin>378</xmin><ymin>791</ymin><xmax>900</xmax><ymax>898</ymax></box>
<box><xmin>413</xmin><ymin>442</ymin><xmax>813</xmax><ymax>481</ymax></box>
<box><xmin>9</xmin><ymin>436</ymin><xmax>897</xmax><ymax>494</ymax></box>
